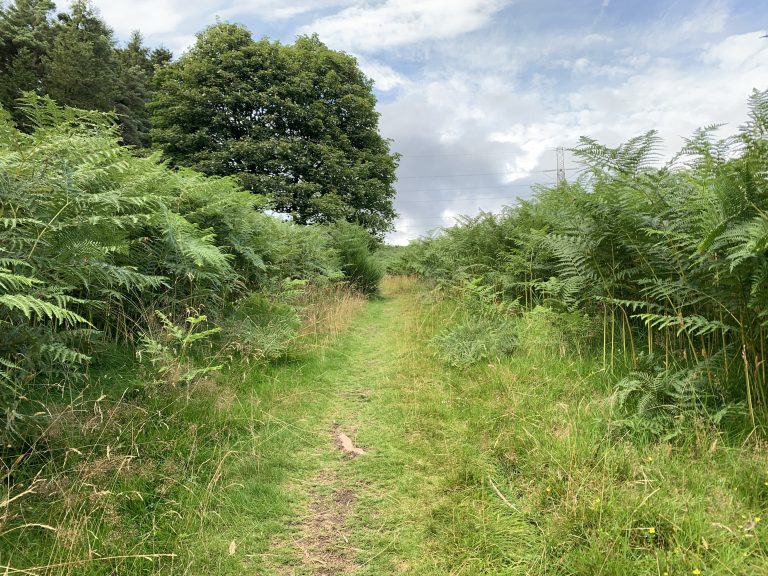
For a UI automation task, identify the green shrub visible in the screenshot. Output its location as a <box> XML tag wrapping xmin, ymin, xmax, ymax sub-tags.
<box><xmin>329</xmin><ymin>221</ymin><xmax>383</xmax><ymax>295</ymax></box>
<box><xmin>432</xmin><ymin>315</ymin><xmax>517</xmax><ymax>368</ymax></box>
<box><xmin>221</xmin><ymin>292</ymin><xmax>301</xmax><ymax>361</ymax></box>
<box><xmin>137</xmin><ymin>312</ymin><xmax>223</xmax><ymax>387</ymax></box>
<box><xmin>432</xmin><ymin>278</ymin><xmax>519</xmax><ymax>368</ymax></box>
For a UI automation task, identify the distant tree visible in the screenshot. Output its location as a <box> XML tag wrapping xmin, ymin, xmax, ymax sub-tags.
<box><xmin>151</xmin><ymin>23</ymin><xmax>399</xmax><ymax>237</ymax></box>
<box><xmin>0</xmin><ymin>0</ymin><xmax>56</xmax><ymax>116</ymax></box>
<box><xmin>113</xmin><ymin>30</ymin><xmax>171</xmax><ymax>147</ymax></box>
<box><xmin>120</xmin><ymin>30</ymin><xmax>151</xmax><ymax>71</ymax></box>
<box><xmin>149</xmin><ymin>45</ymin><xmax>173</xmax><ymax>70</ymax></box>
<box><xmin>43</xmin><ymin>0</ymin><xmax>117</xmax><ymax>111</ymax></box>
<box><xmin>0</xmin><ymin>1</ymin><xmax>169</xmax><ymax>146</ymax></box>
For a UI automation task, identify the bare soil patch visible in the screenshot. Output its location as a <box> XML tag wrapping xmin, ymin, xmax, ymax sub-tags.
<box><xmin>286</xmin><ymin>470</ymin><xmax>361</xmax><ymax>575</ymax></box>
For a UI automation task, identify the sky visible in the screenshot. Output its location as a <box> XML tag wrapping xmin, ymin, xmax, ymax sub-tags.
<box><xmin>66</xmin><ymin>0</ymin><xmax>768</xmax><ymax>244</ymax></box>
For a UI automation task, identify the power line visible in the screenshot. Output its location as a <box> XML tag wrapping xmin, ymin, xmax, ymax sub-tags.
<box><xmin>396</xmin><ymin>195</ymin><xmax>521</xmax><ymax>203</ymax></box>
<box><xmin>395</xmin><ymin>220</ymin><xmax>476</xmax><ymax>226</ymax></box>
<box><xmin>396</xmin><ymin>213</ymin><xmax>505</xmax><ymax>221</ymax></box>
<box><xmin>398</xmin><ymin>171</ymin><xmax>512</xmax><ymax>179</ymax></box>
<box><xmin>394</xmin><ymin>148</ymin><xmax>567</xmax><ymax>159</ymax></box>
<box><xmin>397</xmin><ymin>167</ymin><xmax>580</xmax><ymax>179</ymax></box>
<box><xmin>396</xmin><ymin>182</ymin><xmax>546</xmax><ymax>193</ymax></box>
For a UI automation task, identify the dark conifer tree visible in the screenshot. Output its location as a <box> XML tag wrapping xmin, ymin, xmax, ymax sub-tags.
<box><xmin>0</xmin><ymin>0</ymin><xmax>55</xmax><ymax>118</ymax></box>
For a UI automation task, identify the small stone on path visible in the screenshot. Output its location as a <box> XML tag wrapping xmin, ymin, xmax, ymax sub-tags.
<box><xmin>337</xmin><ymin>430</ymin><xmax>366</xmax><ymax>456</ymax></box>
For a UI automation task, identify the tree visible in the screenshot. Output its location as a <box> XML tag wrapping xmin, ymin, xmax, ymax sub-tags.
<box><xmin>43</xmin><ymin>0</ymin><xmax>117</xmax><ymax>111</ymax></box>
<box><xmin>113</xmin><ymin>31</ymin><xmax>171</xmax><ymax>147</ymax></box>
<box><xmin>151</xmin><ymin>23</ymin><xmax>399</xmax><ymax>238</ymax></box>
<box><xmin>0</xmin><ymin>0</ymin><xmax>56</xmax><ymax>115</ymax></box>
<box><xmin>0</xmin><ymin>1</ymin><xmax>170</xmax><ymax>147</ymax></box>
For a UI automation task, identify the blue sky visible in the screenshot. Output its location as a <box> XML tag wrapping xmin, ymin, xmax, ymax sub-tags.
<box><xmin>76</xmin><ymin>0</ymin><xmax>768</xmax><ymax>243</ymax></box>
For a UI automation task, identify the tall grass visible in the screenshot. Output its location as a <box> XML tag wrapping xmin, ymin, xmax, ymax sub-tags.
<box><xmin>0</xmin><ymin>281</ymin><xmax>367</xmax><ymax>575</ymax></box>
<box><xmin>398</xmin><ymin>89</ymin><xmax>768</xmax><ymax>427</ymax></box>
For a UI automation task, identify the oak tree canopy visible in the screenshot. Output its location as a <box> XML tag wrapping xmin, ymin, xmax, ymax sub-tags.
<box><xmin>151</xmin><ymin>23</ymin><xmax>399</xmax><ymax>238</ymax></box>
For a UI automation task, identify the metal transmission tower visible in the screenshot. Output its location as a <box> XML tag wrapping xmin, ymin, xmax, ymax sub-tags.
<box><xmin>556</xmin><ymin>147</ymin><xmax>566</xmax><ymax>185</ymax></box>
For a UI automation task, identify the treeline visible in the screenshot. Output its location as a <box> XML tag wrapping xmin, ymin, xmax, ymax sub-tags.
<box><xmin>0</xmin><ymin>1</ymin><xmax>398</xmax><ymax>237</ymax></box>
<box><xmin>0</xmin><ymin>96</ymin><xmax>383</xmax><ymax>444</ymax></box>
<box><xmin>395</xmin><ymin>90</ymin><xmax>768</xmax><ymax>432</ymax></box>
<box><xmin>0</xmin><ymin>0</ymin><xmax>170</xmax><ymax>147</ymax></box>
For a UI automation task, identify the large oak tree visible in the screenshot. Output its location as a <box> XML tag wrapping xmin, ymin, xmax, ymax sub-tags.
<box><xmin>150</xmin><ymin>23</ymin><xmax>399</xmax><ymax>238</ymax></box>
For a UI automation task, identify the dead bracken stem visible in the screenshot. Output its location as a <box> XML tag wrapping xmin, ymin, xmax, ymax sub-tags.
<box><xmin>1</xmin><ymin>554</ymin><xmax>177</xmax><ymax>575</ymax></box>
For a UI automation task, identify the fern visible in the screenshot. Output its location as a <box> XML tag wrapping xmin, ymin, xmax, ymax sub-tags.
<box><xmin>0</xmin><ymin>95</ymin><xmax>349</xmax><ymax>442</ymax></box>
<box><xmin>0</xmin><ymin>294</ymin><xmax>90</xmax><ymax>325</ymax></box>
<box><xmin>403</xmin><ymin>89</ymin><xmax>768</xmax><ymax>422</ymax></box>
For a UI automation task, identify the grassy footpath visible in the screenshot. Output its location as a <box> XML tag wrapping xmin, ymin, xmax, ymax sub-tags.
<box><xmin>4</xmin><ymin>276</ymin><xmax>768</xmax><ymax>574</ymax></box>
<box><xmin>191</xmin><ymin>275</ymin><xmax>768</xmax><ymax>575</ymax></box>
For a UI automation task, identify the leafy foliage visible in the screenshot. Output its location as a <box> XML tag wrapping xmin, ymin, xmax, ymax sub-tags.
<box><xmin>432</xmin><ymin>279</ymin><xmax>518</xmax><ymax>368</ymax></box>
<box><xmin>221</xmin><ymin>290</ymin><xmax>302</xmax><ymax>361</ymax></box>
<box><xmin>138</xmin><ymin>312</ymin><xmax>223</xmax><ymax>386</ymax></box>
<box><xmin>0</xmin><ymin>95</ymin><xmax>374</xmax><ymax>442</ymax></box>
<box><xmin>329</xmin><ymin>221</ymin><xmax>384</xmax><ymax>295</ymax></box>
<box><xmin>0</xmin><ymin>0</ymin><xmax>171</xmax><ymax>145</ymax></box>
<box><xmin>403</xmin><ymin>89</ymin><xmax>768</xmax><ymax>426</ymax></box>
<box><xmin>432</xmin><ymin>315</ymin><xmax>517</xmax><ymax>368</ymax></box>
<box><xmin>150</xmin><ymin>24</ymin><xmax>399</xmax><ymax>237</ymax></box>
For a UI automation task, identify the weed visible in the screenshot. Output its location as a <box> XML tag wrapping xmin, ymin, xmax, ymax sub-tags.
<box><xmin>137</xmin><ymin>311</ymin><xmax>223</xmax><ymax>386</ymax></box>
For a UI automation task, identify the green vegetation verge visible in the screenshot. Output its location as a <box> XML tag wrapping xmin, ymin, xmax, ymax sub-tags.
<box><xmin>5</xmin><ymin>277</ymin><xmax>765</xmax><ymax>575</ymax></box>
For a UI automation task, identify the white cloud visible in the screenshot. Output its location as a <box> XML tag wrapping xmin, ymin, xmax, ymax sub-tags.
<box><xmin>83</xmin><ymin>1</ymin><xmax>358</xmax><ymax>49</ymax></box>
<box><xmin>572</xmin><ymin>57</ymin><xmax>591</xmax><ymax>72</ymax></box>
<box><xmin>583</xmin><ymin>33</ymin><xmax>613</xmax><ymax>45</ymax></box>
<box><xmin>635</xmin><ymin>0</ymin><xmax>733</xmax><ymax>53</ymax></box>
<box><xmin>490</xmin><ymin>123</ymin><xmax>562</xmax><ymax>181</ymax></box>
<box><xmin>358</xmin><ymin>60</ymin><xmax>408</xmax><ymax>91</ymax></box>
<box><xmin>299</xmin><ymin>0</ymin><xmax>513</xmax><ymax>52</ymax></box>
<box><xmin>90</xmin><ymin>0</ymin><xmax>189</xmax><ymax>36</ymax></box>
<box><xmin>702</xmin><ymin>31</ymin><xmax>768</xmax><ymax>69</ymax></box>
<box><xmin>680</xmin><ymin>1</ymin><xmax>729</xmax><ymax>35</ymax></box>
<box><xmin>579</xmin><ymin>34</ymin><xmax>768</xmax><ymax>147</ymax></box>
<box><xmin>441</xmin><ymin>209</ymin><xmax>461</xmax><ymax>224</ymax></box>
<box><xmin>163</xmin><ymin>34</ymin><xmax>198</xmax><ymax>56</ymax></box>
<box><xmin>389</xmin><ymin>216</ymin><xmax>420</xmax><ymax>245</ymax></box>
<box><xmin>217</xmin><ymin>0</ymin><xmax>358</xmax><ymax>22</ymax></box>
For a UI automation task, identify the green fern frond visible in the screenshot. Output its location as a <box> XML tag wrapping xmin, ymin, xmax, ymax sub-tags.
<box><xmin>0</xmin><ymin>294</ymin><xmax>91</xmax><ymax>325</ymax></box>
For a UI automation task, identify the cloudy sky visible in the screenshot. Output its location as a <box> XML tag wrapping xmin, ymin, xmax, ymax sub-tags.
<box><xmin>74</xmin><ymin>0</ymin><xmax>767</xmax><ymax>244</ymax></box>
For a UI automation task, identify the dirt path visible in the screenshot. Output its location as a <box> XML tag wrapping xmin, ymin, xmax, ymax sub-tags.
<box><xmin>260</xmin><ymin>277</ymin><xmax>423</xmax><ymax>575</ymax></box>
<box><xmin>194</xmin><ymin>275</ymin><xmax>534</xmax><ymax>575</ymax></box>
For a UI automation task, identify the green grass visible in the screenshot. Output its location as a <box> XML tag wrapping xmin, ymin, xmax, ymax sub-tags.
<box><xmin>2</xmin><ymin>276</ymin><xmax>768</xmax><ymax>574</ymax></box>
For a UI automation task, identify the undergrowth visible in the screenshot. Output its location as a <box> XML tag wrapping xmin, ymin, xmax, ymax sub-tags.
<box><xmin>394</xmin><ymin>89</ymin><xmax>768</xmax><ymax>426</ymax></box>
<box><xmin>384</xmin><ymin>279</ymin><xmax>768</xmax><ymax>575</ymax></box>
<box><xmin>0</xmin><ymin>95</ymin><xmax>382</xmax><ymax>574</ymax></box>
<box><xmin>0</xmin><ymin>283</ymin><xmax>368</xmax><ymax>575</ymax></box>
